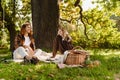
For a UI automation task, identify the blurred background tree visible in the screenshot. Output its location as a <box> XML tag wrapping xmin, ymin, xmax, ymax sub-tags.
<box><xmin>59</xmin><ymin>0</ymin><xmax>120</xmax><ymax>48</ymax></box>
<box><xmin>0</xmin><ymin>0</ymin><xmax>31</xmax><ymax>52</ymax></box>
<box><xmin>0</xmin><ymin>0</ymin><xmax>120</xmax><ymax>55</ymax></box>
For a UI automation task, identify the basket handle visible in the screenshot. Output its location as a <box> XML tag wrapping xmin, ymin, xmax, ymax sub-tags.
<box><xmin>72</xmin><ymin>46</ymin><xmax>84</xmax><ymax>50</ymax></box>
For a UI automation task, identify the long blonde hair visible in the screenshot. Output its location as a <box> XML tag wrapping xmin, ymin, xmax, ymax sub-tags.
<box><xmin>58</xmin><ymin>27</ymin><xmax>71</xmax><ymax>41</ymax></box>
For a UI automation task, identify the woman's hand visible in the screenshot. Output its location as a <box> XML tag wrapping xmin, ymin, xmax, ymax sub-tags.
<box><xmin>23</xmin><ymin>45</ymin><xmax>34</xmax><ymax>56</ymax></box>
<box><xmin>27</xmin><ymin>46</ymin><xmax>34</xmax><ymax>55</ymax></box>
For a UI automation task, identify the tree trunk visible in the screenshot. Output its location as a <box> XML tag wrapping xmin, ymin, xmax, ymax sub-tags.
<box><xmin>0</xmin><ymin>0</ymin><xmax>16</xmax><ymax>55</ymax></box>
<box><xmin>5</xmin><ymin>21</ymin><xmax>16</xmax><ymax>53</ymax></box>
<box><xmin>31</xmin><ymin>0</ymin><xmax>59</xmax><ymax>50</ymax></box>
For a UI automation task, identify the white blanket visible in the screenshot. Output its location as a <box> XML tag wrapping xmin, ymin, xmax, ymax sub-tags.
<box><xmin>13</xmin><ymin>49</ymin><xmax>69</xmax><ymax>64</ymax></box>
<box><xmin>7</xmin><ymin>50</ymin><xmax>83</xmax><ymax>68</ymax></box>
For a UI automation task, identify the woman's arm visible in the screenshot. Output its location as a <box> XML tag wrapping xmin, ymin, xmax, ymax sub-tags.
<box><xmin>23</xmin><ymin>45</ymin><xmax>34</xmax><ymax>56</ymax></box>
<box><xmin>67</xmin><ymin>36</ymin><xmax>72</xmax><ymax>42</ymax></box>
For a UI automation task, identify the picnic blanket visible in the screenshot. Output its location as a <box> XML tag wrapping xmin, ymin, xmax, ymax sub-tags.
<box><xmin>4</xmin><ymin>49</ymin><xmax>84</xmax><ymax>68</ymax></box>
<box><xmin>12</xmin><ymin>49</ymin><xmax>65</xmax><ymax>64</ymax></box>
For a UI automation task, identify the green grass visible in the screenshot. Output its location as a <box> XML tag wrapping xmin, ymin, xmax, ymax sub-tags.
<box><xmin>0</xmin><ymin>48</ymin><xmax>120</xmax><ymax>80</ymax></box>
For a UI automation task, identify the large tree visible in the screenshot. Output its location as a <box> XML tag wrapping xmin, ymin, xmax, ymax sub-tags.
<box><xmin>0</xmin><ymin>0</ymin><xmax>16</xmax><ymax>52</ymax></box>
<box><xmin>31</xmin><ymin>0</ymin><xmax>59</xmax><ymax>50</ymax></box>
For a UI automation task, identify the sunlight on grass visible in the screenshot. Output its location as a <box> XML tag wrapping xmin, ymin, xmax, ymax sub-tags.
<box><xmin>88</xmin><ymin>48</ymin><xmax>120</xmax><ymax>55</ymax></box>
<box><xmin>0</xmin><ymin>54</ymin><xmax>10</xmax><ymax>57</ymax></box>
<box><xmin>0</xmin><ymin>48</ymin><xmax>120</xmax><ymax>80</ymax></box>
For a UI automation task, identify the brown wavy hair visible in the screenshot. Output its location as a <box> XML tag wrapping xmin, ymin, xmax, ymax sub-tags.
<box><xmin>21</xmin><ymin>23</ymin><xmax>32</xmax><ymax>35</ymax></box>
<box><xmin>20</xmin><ymin>23</ymin><xmax>35</xmax><ymax>50</ymax></box>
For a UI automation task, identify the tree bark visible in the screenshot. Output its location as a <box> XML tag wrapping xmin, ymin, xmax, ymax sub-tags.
<box><xmin>0</xmin><ymin>0</ymin><xmax>16</xmax><ymax>54</ymax></box>
<box><xmin>31</xmin><ymin>0</ymin><xmax>59</xmax><ymax>50</ymax></box>
<box><xmin>5</xmin><ymin>17</ymin><xmax>16</xmax><ymax>52</ymax></box>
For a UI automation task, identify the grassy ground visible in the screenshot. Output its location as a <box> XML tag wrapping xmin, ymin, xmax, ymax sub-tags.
<box><xmin>0</xmin><ymin>48</ymin><xmax>120</xmax><ymax>80</ymax></box>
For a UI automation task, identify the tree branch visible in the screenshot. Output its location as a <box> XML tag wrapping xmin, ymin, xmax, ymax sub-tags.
<box><xmin>74</xmin><ymin>0</ymin><xmax>80</xmax><ymax>7</ymax></box>
<box><xmin>74</xmin><ymin>0</ymin><xmax>89</xmax><ymax>40</ymax></box>
<box><xmin>60</xmin><ymin>17</ymin><xmax>78</xmax><ymax>23</ymax></box>
<box><xmin>60</xmin><ymin>18</ymin><xmax>71</xmax><ymax>23</ymax></box>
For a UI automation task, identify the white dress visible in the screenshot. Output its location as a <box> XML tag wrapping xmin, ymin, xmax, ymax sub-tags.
<box><xmin>13</xmin><ymin>36</ymin><xmax>52</xmax><ymax>61</ymax></box>
<box><xmin>13</xmin><ymin>36</ymin><xmax>65</xmax><ymax>63</ymax></box>
<box><xmin>13</xmin><ymin>36</ymin><xmax>31</xmax><ymax>59</ymax></box>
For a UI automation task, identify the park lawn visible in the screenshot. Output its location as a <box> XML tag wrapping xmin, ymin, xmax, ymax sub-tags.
<box><xmin>0</xmin><ymin>48</ymin><xmax>120</xmax><ymax>80</ymax></box>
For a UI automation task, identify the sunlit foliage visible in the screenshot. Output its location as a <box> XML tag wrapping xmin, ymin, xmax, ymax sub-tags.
<box><xmin>0</xmin><ymin>0</ymin><xmax>31</xmax><ymax>48</ymax></box>
<box><xmin>59</xmin><ymin>0</ymin><xmax>120</xmax><ymax>48</ymax></box>
<box><xmin>0</xmin><ymin>0</ymin><xmax>120</xmax><ymax>48</ymax></box>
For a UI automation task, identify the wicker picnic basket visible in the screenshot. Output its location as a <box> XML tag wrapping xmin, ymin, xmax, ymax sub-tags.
<box><xmin>64</xmin><ymin>46</ymin><xmax>89</xmax><ymax>65</ymax></box>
